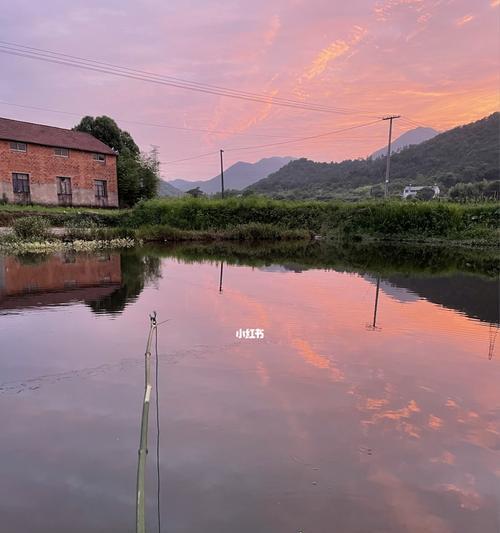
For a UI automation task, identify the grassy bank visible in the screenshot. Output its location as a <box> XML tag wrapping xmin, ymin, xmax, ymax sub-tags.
<box><xmin>122</xmin><ymin>197</ymin><xmax>498</xmax><ymax>245</ymax></box>
<box><xmin>0</xmin><ymin>204</ymin><xmax>124</xmax><ymax>227</ymax></box>
<box><xmin>1</xmin><ymin>197</ymin><xmax>498</xmax><ymax>245</ymax></box>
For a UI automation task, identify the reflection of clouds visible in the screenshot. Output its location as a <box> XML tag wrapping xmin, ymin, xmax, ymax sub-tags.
<box><xmin>438</xmin><ymin>484</ymin><xmax>482</xmax><ymax>511</ymax></box>
<box><xmin>291</xmin><ymin>338</ymin><xmax>344</xmax><ymax>382</ymax></box>
<box><xmin>255</xmin><ymin>361</ymin><xmax>270</xmax><ymax>387</ymax></box>
<box><xmin>369</xmin><ymin>468</ymin><xmax>452</xmax><ymax>533</ymax></box>
<box><xmin>368</xmin><ymin>399</ymin><xmax>422</xmax><ymax>439</ymax></box>
<box><xmin>428</xmin><ymin>414</ymin><xmax>443</xmax><ymax>430</ymax></box>
<box><xmin>430</xmin><ymin>450</ymin><xmax>455</xmax><ymax>465</ymax></box>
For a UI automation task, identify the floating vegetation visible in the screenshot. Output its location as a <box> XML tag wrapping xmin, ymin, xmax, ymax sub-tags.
<box><xmin>0</xmin><ymin>237</ymin><xmax>138</xmax><ymax>255</ymax></box>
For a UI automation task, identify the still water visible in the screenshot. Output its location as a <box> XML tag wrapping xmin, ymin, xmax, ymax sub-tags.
<box><xmin>0</xmin><ymin>243</ymin><xmax>498</xmax><ymax>533</ymax></box>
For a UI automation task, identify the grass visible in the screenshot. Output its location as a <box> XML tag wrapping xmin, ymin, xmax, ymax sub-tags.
<box><xmin>135</xmin><ymin>223</ymin><xmax>312</xmax><ymax>242</ymax></box>
<box><xmin>1</xmin><ymin>197</ymin><xmax>498</xmax><ymax>245</ymax></box>
<box><xmin>0</xmin><ymin>204</ymin><xmax>125</xmax><ymax>227</ymax></box>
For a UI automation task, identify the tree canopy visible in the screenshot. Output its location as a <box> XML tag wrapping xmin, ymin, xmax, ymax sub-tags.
<box><xmin>248</xmin><ymin>113</ymin><xmax>500</xmax><ymax>200</ymax></box>
<box><xmin>74</xmin><ymin>116</ymin><xmax>158</xmax><ymax>207</ymax></box>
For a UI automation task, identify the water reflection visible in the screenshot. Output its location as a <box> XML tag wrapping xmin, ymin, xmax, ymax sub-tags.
<box><xmin>0</xmin><ymin>251</ymin><xmax>162</xmax><ymax>316</ymax></box>
<box><xmin>0</xmin><ymin>252</ymin><xmax>121</xmax><ymax>312</ymax></box>
<box><xmin>0</xmin><ymin>242</ymin><xmax>498</xmax><ymax>533</ymax></box>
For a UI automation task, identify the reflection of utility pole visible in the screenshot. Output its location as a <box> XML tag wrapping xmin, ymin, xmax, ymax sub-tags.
<box><xmin>367</xmin><ymin>277</ymin><xmax>381</xmax><ymax>331</ymax></box>
<box><xmin>219</xmin><ymin>261</ymin><xmax>224</xmax><ymax>293</ymax></box>
<box><xmin>136</xmin><ymin>312</ymin><xmax>157</xmax><ymax>533</ymax></box>
<box><xmin>488</xmin><ymin>323</ymin><xmax>498</xmax><ymax>360</ymax></box>
<box><xmin>382</xmin><ymin>116</ymin><xmax>400</xmax><ymax>198</ymax></box>
<box><xmin>220</xmin><ymin>149</ymin><xmax>225</xmax><ymax>199</ymax></box>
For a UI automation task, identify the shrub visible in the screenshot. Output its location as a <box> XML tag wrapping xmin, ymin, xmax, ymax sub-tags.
<box><xmin>64</xmin><ymin>217</ymin><xmax>99</xmax><ymax>239</ymax></box>
<box><xmin>12</xmin><ymin>216</ymin><xmax>50</xmax><ymax>240</ymax></box>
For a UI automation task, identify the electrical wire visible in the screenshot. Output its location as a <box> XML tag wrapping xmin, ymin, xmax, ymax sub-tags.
<box><xmin>0</xmin><ymin>100</ymin><xmax>305</xmax><ymax>140</ymax></box>
<box><xmin>160</xmin><ymin>119</ymin><xmax>382</xmax><ymax>164</ymax></box>
<box><xmin>0</xmin><ymin>41</ymin><xmax>381</xmax><ymax>117</ymax></box>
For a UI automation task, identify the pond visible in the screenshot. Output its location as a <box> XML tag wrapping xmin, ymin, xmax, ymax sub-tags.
<box><xmin>0</xmin><ymin>242</ymin><xmax>498</xmax><ymax>533</ymax></box>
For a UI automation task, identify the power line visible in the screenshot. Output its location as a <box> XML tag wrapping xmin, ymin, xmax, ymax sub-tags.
<box><xmin>160</xmin><ymin>119</ymin><xmax>383</xmax><ymax>164</ymax></box>
<box><xmin>161</xmin><ymin>150</ymin><xmax>220</xmax><ymax>165</ymax></box>
<box><xmin>400</xmin><ymin>115</ymin><xmax>435</xmax><ymax>129</ymax></box>
<box><xmin>0</xmin><ymin>41</ymin><xmax>381</xmax><ymax>117</ymax></box>
<box><xmin>222</xmin><ymin>119</ymin><xmax>382</xmax><ymax>153</ymax></box>
<box><xmin>0</xmin><ymin>100</ymin><xmax>305</xmax><ymax>140</ymax></box>
<box><xmin>0</xmin><ymin>40</ymin><xmax>379</xmax><ymax>115</ymax></box>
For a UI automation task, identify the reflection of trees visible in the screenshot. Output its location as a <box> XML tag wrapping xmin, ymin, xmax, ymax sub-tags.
<box><xmin>86</xmin><ymin>250</ymin><xmax>161</xmax><ymax>315</ymax></box>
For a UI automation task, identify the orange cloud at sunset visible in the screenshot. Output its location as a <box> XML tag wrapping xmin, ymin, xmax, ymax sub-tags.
<box><xmin>0</xmin><ymin>0</ymin><xmax>498</xmax><ymax>179</ymax></box>
<box><xmin>456</xmin><ymin>14</ymin><xmax>475</xmax><ymax>27</ymax></box>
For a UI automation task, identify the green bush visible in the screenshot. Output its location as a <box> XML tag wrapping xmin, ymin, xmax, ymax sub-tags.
<box><xmin>122</xmin><ymin>197</ymin><xmax>498</xmax><ymax>242</ymax></box>
<box><xmin>64</xmin><ymin>217</ymin><xmax>100</xmax><ymax>239</ymax></box>
<box><xmin>12</xmin><ymin>216</ymin><xmax>50</xmax><ymax>240</ymax></box>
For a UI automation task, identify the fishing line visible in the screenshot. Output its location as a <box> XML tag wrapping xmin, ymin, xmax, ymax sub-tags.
<box><xmin>155</xmin><ymin>323</ymin><xmax>161</xmax><ymax>533</ymax></box>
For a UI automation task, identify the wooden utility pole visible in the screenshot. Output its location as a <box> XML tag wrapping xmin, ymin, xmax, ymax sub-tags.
<box><xmin>382</xmin><ymin>115</ymin><xmax>400</xmax><ymax>198</ymax></box>
<box><xmin>220</xmin><ymin>149</ymin><xmax>225</xmax><ymax>198</ymax></box>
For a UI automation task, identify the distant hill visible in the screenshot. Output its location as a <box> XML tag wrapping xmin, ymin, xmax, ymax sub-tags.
<box><xmin>248</xmin><ymin>113</ymin><xmax>499</xmax><ymax>199</ymax></box>
<box><xmin>169</xmin><ymin>156</ymin><xmax>294</xmax><ymax>194</ymax></box>
<box><xmin>370</xmin><ymin>127</ymin><xmax>438</xmax><ymax>159</ymax></box>
<box><xmin>158</xmin><ymin>180</ymin><xmax>184</xmax><ymax>197</ymax></box>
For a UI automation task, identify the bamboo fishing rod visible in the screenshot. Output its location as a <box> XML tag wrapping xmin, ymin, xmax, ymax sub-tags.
<box><xmin>136</xmin><ymin>312</ymin><xmax>157</xmax><ymax>533</ymax></box>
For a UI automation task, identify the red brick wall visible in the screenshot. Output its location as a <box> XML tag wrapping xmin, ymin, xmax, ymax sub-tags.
<box><xmin>0</xmin><ymin>140</ymin><xmax>118</xmax><ymax>207</ymax></box>
<box><xmin>0</xmin><ymin>253</ymin><xmax>122</xmax><ymax>296</ymax></box>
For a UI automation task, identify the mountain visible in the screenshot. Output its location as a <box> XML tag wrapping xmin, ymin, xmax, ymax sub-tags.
<box><xmin>158</xmin><ymin>180</ymin><xmax>184</xmax><ymax>197</ymax></box>
<box><xmin>169</xmin><ymin>156</ymin><xmax>294</xmax><ymax>194</ymax></box>
<box><xmin>248</xmin><ymin>113</ymin><xmax>499</xmax><ymax>199</ymax></box>
<box><xmin>370</xmin><ymin>127</ymin><xmax>438</xmax><ymax>159</ymax></box>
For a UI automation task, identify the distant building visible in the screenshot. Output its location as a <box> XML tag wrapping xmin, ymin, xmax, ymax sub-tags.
<box><xmin>0</xmin><ymin>117</ymin><xmax>118</xmax><ymax>207</ymax></box>
<box><xmin>402</xmin><ymin>184</ymin><xmax>440</xmax><ymax>199</ymax></box>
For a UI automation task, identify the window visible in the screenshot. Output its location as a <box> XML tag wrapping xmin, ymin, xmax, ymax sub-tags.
<box><xmin>57</xmin><ymin>177</ymin><xmax>72</xmax><ymax>205</ymax></box>
<box><xmin>12</xmin><ymin>173</ymin><xmax>30</xmax><ymax>193</ymax></box>
<box><xmin>10</xmin><ymin>142</ymin><xmax>27</xmax><ymax>152</ymax></box>
<box><xmin>54</xmin><ymin>147</ymin><xmax>69</xmax><ymax>157</ymax></box>
<box><xmin>93</xmin><ymin>153</ymin><xmax>106</xmax><ymax>163</ymax></box>
<box><xmin>57</xmin><ymin>177</ymin><xmax>72</xmax><ymax>195</ymax></box>
<box><xmin>94</xmin><ymin>180</ymin><xmax>108</xmax><ymax>198</ymax></box>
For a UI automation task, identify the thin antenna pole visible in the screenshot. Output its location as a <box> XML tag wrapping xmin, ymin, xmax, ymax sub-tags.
<box><xmin>383</xmin><ymin>115</ymin><xmax>400</xmax><ymax>198</ymax></box>
<box><xmin>136</xmin><ymin>312</ymin><xmax>157</xmax><ymax>533</ymax></box>
<box><xmin>220</xmin><ymin>149</ymin><xmax>225</xmax><ymax>198</ymax></box>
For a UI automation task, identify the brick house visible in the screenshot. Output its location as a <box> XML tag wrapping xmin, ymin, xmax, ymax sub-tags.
<box><xmin>0</xmin><ymin>117</ymin><xmax>118</xmax><ymax>207</ymax></box>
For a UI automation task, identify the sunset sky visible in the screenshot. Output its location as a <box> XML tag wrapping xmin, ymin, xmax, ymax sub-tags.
<box><xmin>1</xmin><ymin>0</ymin><xmax>499</xmax><ymax>180</ymax></box>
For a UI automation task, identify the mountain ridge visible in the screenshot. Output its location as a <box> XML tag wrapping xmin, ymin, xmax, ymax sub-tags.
<box><xmin>370</xmin><ymin>126</ymin><xmax>439</xmax><ymax>159</ymax></box>
<box><xmin>168</xmin><ymin>156</ymin><xmax>294</xmax><ymax>194</ymax></box>
<box><xmin>247</xmin><ymin>113</ymin><xmax>499</xmax><ymax>199</ymax></box>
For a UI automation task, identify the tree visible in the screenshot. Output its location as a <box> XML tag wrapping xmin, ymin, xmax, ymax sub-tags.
<box><xmin>416</xmin><ymin>187</ymin><xmax>436</xmax><ymax>201</ymax></box>
<box><xmin>73</xmin><ymin>116</ymin><xmax>156</xmax><ymax>207</ymax></box>
<box><xmin>185</xmin><ymin>187</ymin><xmax>204</xmax><ymax>198</ymax></box>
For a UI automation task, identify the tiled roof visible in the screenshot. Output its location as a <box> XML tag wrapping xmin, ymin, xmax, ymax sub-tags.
<box><xmin>0</xmin><ymin>117</ymin><xmax>116</xmax><ymax>155</ymax></box>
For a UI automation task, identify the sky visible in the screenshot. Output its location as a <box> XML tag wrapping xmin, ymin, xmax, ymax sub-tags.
<box><xmin>1</xmin><ymin>0</ymin><xmax>499</xmax><ymax>181</ymax></box>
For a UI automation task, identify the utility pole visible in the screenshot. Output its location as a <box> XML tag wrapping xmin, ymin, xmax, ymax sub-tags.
<box><xmin>220</xmin><ymin>149</ymin><xmax>225</xmax><ymax>199</ymax></box>
<box><xmin>382</xmin><ymin>115</ymin><xmax>400</xmax><ymax>198</ymax></box>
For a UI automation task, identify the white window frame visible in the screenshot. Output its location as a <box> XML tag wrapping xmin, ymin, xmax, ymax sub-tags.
<box><xmin>93</xmin><ymin>153</ymin><xmax>106</xmax><ymax>163</ymax></box>
<box><xmin>10</xmin><ymin>141</ymin><xmax>27</xmax><ymax>152</ymax></box>
<box><xmin>54</xmin><ymin>147</ymin><xmax>69</xmax><ymax>157</ymax></box>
